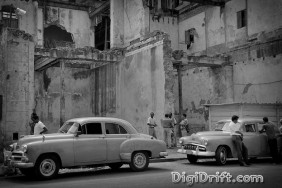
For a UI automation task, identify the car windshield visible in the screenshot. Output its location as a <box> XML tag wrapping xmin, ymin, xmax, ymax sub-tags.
<box><xmin>58</xmin><ymin>122</ymin><xmax>80</xmax><ymax>134</ymax></box>
<box><xmin>214</xmin><ymin>121</ymin><xmax>230</xmax><ymax>131</ymax></box>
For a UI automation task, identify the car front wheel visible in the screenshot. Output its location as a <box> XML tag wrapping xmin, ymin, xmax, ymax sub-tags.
<box><xmin>130</xmin><ymin>151</ymin><xmax>149</xmax><ymax>172</ymax></box>
<box><xmin>215</xmin><ymin>146</ymin><xmax>227</xmax><ymax>165</ymax></box>
<box><xmin>34</xmin><ymin>155</ymin><xmax>60</xmax><ymax>180</ymax></box>
<box><xmin>187</xmin><ymin>155</ymin><xmax>198</xmax><ymax>164</ymax></box>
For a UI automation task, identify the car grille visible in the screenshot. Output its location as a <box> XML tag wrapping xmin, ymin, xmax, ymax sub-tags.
<box><xmin>184</xmin><ymin>144</ymin><xmax>197</xmax><ymax>150</ymax></box>
<box><xmin>184</xmin><ymin>144</ymin><xmax>206</xmax><ymax>151</ymax></box>
<box><xmin>11</xmin><ymin>152</ymin><xmax>24</xmax><ymax>161</ymax></box>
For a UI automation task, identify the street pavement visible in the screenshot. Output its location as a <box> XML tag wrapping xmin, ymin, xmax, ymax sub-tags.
<box><xmin>0</xmin><ymin>149</ymin><xmax>281</xmax><ymax>188</ymax></box>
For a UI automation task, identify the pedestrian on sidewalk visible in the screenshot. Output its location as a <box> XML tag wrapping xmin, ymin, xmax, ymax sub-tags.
<box><xmin>161</xmin><ymin>114</ymin><xmax>174</xmax><ymax>149</ymax></box>
<box><xmin>259</xmin><ymin>117</ymin><xmax>280</xmax><ymax>164</ymax></box>
<box><xmin>168</xmin><ymin>112</ymin><xmax>177</xmax><ymax>147</ymax></box>
<box><xmin>179</xmin><ymin>114</ymin><xmax>190</xmax><ymax>137</ymax></box>
<box><xmin>33</xmin><ymin>115</ymin><xmax>48</xmax><ymax>135</ymax></box>
<box><xmin>147</xmin><ymin>112</ymin><xmax>158</xmax><ymax>139</ymax></box>
<box><xmin>227</xmin><ymin>115</ymin><xmax>250</xmax><ymax>166</ymax></box>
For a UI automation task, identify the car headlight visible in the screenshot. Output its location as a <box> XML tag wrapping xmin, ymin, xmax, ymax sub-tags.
<box><xmin>201</xmin><ymin>139</ymin><xmax>208</xmax><ymax>146</ymax></box>
<box><xmin>20</xmin><ymin>145</ymin><xmax>28</xmax><ymax>153</ymax></box>
<box><xmin>179</xmin><ymin>138</ymin><xmax>184</xmax><ymax>144</ymax></box>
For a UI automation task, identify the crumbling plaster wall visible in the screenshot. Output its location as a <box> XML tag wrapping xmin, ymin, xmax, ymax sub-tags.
<box><xmin>0</xmin><ymin>0</ymin><xmax>37</xmax><ymax>37</ymax></box>
<box><xmin>118</xmin><ymin>33</ymin><xmax>174</xmax><ymax>140</ymax></box>
<box><xmin>37</xmin><ymin>6</ymin><xmax>94</xmax><ymax>48</ymax></box>
<box><xmin>0</xmin><ymin>28</ymin><xmax>34</xmax><ymax>146</ymax></box>
<box><xmin>175</xmin><ymin>0</ymin><xmax>282</xmax><ymax>130</ymax></box>
<box><xmin>122</xmin><ymin>0</ymin><xmax>178</xmax><ymax>49</ymax></box>
<box><xmin>35</xmin><ymin>61</ymin><xmax>118</xmax><ymax>133</ymax></box>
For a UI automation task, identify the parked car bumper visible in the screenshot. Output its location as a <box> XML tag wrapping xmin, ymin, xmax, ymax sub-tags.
<box><xmin>159</xmin><ymin>152</ymin><xmax>168</xmax><ymax>157</ymax></box>
<box><xmin>10</xmin><ymin>161</ymin><xmax>34</xmax><ymax>168</ymax></box>
<box><xmin>177</xmin><ymin>148</ymin><xmax>215</xmax><ymax>157</ymax></box>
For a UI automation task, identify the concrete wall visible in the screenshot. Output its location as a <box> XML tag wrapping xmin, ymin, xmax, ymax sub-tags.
<box><xmin>37</xmin><ymin>6</ymin><xmax>94</xmax><ymax>48</ymax></box>
<box><xmin>0</xmin><ymin>0</ymin><xmax>37</xmax><ymax>37</ymax></box>
<box><xmin>35</xmin><ymin>62</ymin><xmax>117</xmax><ymax>133</ymax></box>
<box><xmin>117</xmin><ymin>33</ymin><xmax>174</xmax><ymax>140</ymax></box>
<box><xmin>173</xmin><ymin>0</ymin><xmax>282</xmax><ymax>130</ymax></box>
<box><xmin>0</xmin><ymin>28</ymin><xmax>34</xmax><ymax>146</ymax></box>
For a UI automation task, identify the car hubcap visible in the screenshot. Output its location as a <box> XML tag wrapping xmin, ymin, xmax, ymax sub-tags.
<box><xmin>133</xmin><ymin>153</ymin><xmax>146</xmax><ymax>169</ymax></box>
<box><xmin>40</xmin><ymin>159</ymin><xmax>56</xmax><ymax>176</ymax></box>
<box><xmin>220</xmin><ymin>149</ymin><xmax>226</xmax><ymax>163</ymax></box>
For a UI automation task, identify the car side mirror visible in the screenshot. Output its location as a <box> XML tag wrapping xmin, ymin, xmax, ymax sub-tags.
<box><xmin>76</xmin><ymin>131</ymin><xmax>82</xmax><ymax>137</ymax></box>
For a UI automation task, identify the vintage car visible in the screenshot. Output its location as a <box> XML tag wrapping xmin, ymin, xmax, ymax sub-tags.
<box><xmin>178</xmin><ymin>118</ymin><xmax>282</xmax><ymax>165</ymax></box>
<box><xmin>8</xmin><ymin>117</ymin><xmax>167</xmax><ymax>179</ymax></box>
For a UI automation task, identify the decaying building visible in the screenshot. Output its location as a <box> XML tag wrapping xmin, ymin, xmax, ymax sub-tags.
<box><xmin>0</xmin><ymin>0</ymin><xmax>282</xmax><ymax>160</ymax></box>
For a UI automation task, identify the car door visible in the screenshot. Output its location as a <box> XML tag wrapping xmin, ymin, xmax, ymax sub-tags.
<box><xmin>74</xmin><ymin>122</ymin><xmax>107</xmax><ymax>165</ymax></box>
<box><xmin>104</xmin><ymin>122</ymin><xmax>130</xmax><ymax>162</ymax></box>
<box><xmin>242</xmin><ymin>122</ymin><xmax>261</xmax><ymax>156</ymax></box>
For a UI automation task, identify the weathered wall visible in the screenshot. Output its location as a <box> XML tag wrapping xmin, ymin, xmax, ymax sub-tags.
<box><xmin>118</xmin><ymin>33</ymin><xmax>174</xmax><ymax>140</ymax></box>
<box><xmin>174</xmin><ymin>0</ymin><xmax>282</xmax><ymax>130</ymax></box>
<box><xmin>0</xmin><ymin>28</ymin><xmax>34</xmax><ymax>147</ymax></box>
<box><xmin>0</xmin><ymin>0</ymin><xmax>37</xmax><ymax>37</ymax></box>
<box><xmin>149</xmin><ymin>15</ymin><xmax>179</xmax><ymax>50</ymax></box>
<box><xmin>35</xmin><ymin>61</ymin><xmax>117</xmax><ymax>133</ymax></box>
<box><xmin>37</xmin><ymin>6</ymin><xmax>94</xmax><ymax>48</ymax></box>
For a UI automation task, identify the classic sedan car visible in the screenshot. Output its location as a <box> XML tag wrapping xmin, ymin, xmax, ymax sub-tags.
<box><xmin>178</xmin><ymin>118</ymin><xmax>281</xmax><ymax>165</ymax></box>
<box><xmin>8</xmin><ymin>117</ymin><xmax>167</xmax><ymax>179</ymax></box>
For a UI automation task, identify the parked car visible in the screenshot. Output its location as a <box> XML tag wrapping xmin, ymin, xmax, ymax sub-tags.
<box><xmin>8</xmin><ymin>117</ymin><xmax>167</xmax><ymax>179</ymax></box>
<box><xmin>178</xmin><ymin>118</ymin><xmax>282</xmax><ymax>165</ymax></box>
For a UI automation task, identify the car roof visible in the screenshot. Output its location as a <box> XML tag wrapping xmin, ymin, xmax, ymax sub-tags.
<box><xmin>66</xmin><ymin>117</ymin><xmax>138</xmax><ymax>133</ymax></box>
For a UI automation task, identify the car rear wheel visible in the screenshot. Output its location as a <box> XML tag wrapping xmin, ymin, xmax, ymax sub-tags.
<box><xmin>34</xmin><ymin>155</ymin><xmax>60</xmax><ymax>180</ymax></box>
<box><xmin>215</xmin><ymin>146</ymin><xmax>227</xmax><ymax>165</ymax></box>
<box><xmin>108</xmin><ymin>163</ymin><xmax>123</xmax><ymax>170</ymax></box>
<box><xmin>187</xmin><ymin>155</ymin><xmax>198</xmax><ymax>164</ymax></box>
<box><xmin>19</xmin><ymin>168</ymin><xmax>35</xmax><ymax>177</ymax></box>
<box><xmin>130</xmin><ymin>151</ymin><xmax>149</xmax><ymax>172</ymax></box>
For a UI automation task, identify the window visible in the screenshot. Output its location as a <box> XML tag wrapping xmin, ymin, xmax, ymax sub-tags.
<box><xmin>105</xmin><ymin>123</ymin><xmax>128</xmax><ymax>134</ymax></box>
<box><xmin>245</xmin><ymin>124</ymin><xmax>256</xmax><ymax>132</ymax></box>
<box><xmin>237</xmin><ymin>9</ymin><xmax>246</xmax><ymax>29</ymax></box>
<box><xmin>85</xmin><ymin>123</ymin><xmax>102</xmax><ymax>134</ymax></box>
<box><xmin>1</xmin><ymin>5</ymin><xmax>18</xmax><ymax>28</ymax></box>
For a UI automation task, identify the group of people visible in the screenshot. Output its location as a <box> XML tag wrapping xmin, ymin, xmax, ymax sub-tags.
<box><xmin>227</xmin><ymin>115</ymin><xmax>281</xmax><ymax>166</ymax></box>
<box><xmin>147</xmin><ymin>112</ymin><xmax>190</xmax><ymax>149</ymax></box>
<box><xmin>27</xmin><ymin>111</ymin><xmax>48</xmax><ymax>135</ymax></box>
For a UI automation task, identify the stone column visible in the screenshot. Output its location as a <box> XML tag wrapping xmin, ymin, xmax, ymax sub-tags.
<box><xmin>110</xmin><ymin>0</ymin><xmax>124</xmax><ymax>48</ymax></box>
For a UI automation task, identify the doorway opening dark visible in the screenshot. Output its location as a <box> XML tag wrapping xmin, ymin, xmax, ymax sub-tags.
<box><xmin>95</xmin><ymin>16</ymin><xmax>110</xmax><ymax>51</ymax></box>
<box><xmin>44</xmin><ymin>25</ymin><xmax>74</xmax><ymax>48</ymax></box>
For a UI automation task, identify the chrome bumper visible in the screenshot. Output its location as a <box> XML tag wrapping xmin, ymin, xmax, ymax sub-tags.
<box><xmin>10</xmin><ymin>161</ymin><xmax>34</xmax><ymax>168</ymax></box>
<box><xmin>177</xmin><ymin>148</ymin><xmax>215</xmax><ymax>157</ymax></box>
<box><xmin>159</xmin><ymin>152</ymin><xmax>168</xmax><ymax>157</ymax></box>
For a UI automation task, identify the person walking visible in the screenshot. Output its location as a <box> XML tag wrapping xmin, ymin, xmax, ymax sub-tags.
<box><xmin>147</xmin><ymin>112</ymin><xmax>157</xmax><ymax>138</ymax></box>
<box><xmin>161</xmin><ymin>114</ymin><xmax>174</xmax><ymax>148</ymax></box>
<box><xmin>179</xmin><ymin>114</ymin><xmax>190</xmax><ymax>137</ymax></box>
<box><xmin>168</xmin><ymin>112</ymin><xmax>177</xmax><ymax>147</ymax></box>
<box><xmin>33</xmin><ymin>115</ymin><xmax>48</xmax><ymax>135</ymax></box>
<box><xmin>227</xmin><ymin>115</ymin><xmax>250</xmax><ymax>166</ymax></box>
<box><xmin>259</xmin><ymin>117</ymin><xmax>280</xmax><ymax>164</ymax></box>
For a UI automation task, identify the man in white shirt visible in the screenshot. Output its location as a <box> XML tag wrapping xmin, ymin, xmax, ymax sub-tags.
<box><xmin>147</xmin><ymin>112</ymin><xmax>157</xmax><ymax>138</ymax></box>
<box><xmin>33</xmin><ymin>116</ymin><xmax>48</xmax><ymax>135</ymax></box>
<box><xmin>228</xmin><ymin>115</ymin><xmax>249</xmax><ymax>166</ymax></box>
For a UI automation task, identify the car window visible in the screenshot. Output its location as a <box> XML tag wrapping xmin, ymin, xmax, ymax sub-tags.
<box><xmin>85</xmin><ymin>123</ymin><xmax>102</xmax><ymax>134</ymax></box>
<box><xmin>105</xmin><ymin>123</ymin><xmax>128</xmax><ymax>134</ymax></box>
<box><xmin>245</xmin><ymin>124</ymin><xmax>256</xmax><ymax>132</ymax></box>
